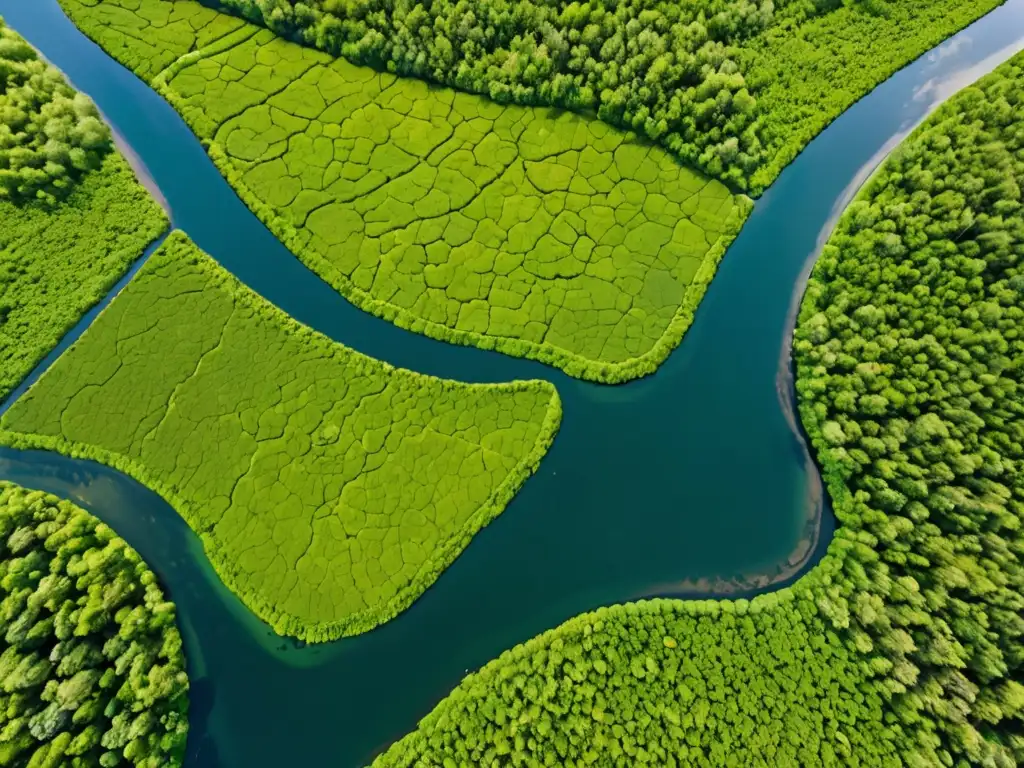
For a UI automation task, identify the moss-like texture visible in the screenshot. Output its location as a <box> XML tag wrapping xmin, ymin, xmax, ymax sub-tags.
<box><xmin>0</xmin><ymin>481</ymin><xmax>189</xmax><ymax>768</ymax></box>
<box><xmin>0</xmin><ymin>152</ymin><xmax>167</xmax><ymax>404</ymax></box>
<box><xmin>1</xmin><ymin>232</ymin><xmax>561</xmax><ymax>642</ymax></box>
<box><xmin>54</xmin><ymin>0</ymin><xmax>246</xmax><ymax>81</ymax></box>
<box><xmin>368</xmin><ymin>49</ymin><xmax>1024</xmax><ymax>768</ymax></box>
<box><xmin>59</xmin><ymin>0</ymin><xmax>752</xmax><ymax>383</ymax></box>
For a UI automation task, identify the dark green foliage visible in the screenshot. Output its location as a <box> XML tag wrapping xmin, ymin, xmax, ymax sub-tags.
<box><xmin>0</xmin><ymin>16</ymin><xmax>112</xmax><ymax>202</ymax></box>
<box><xmin>370</xmin><ymin>51</ymin><xmax>1024</xmax><ymax>768</ymax></box>
<box><xmin>0</xmin><ymin>482</ymin><xmax>189</xmax><ymax>767</ymax></box>
<box><xmin>0</xmin><ymin>17</ymin><xmax>167</xmax><ymax>403</ymax></box>
<box><xmin>0</xmin><ymin>152</ymin><xmax>168</xmax><ymax>403</ymax></box>
<box><xmin>372</xmin><ymin>593</ymin><xmax>902</xmax><ymax>767</ymax></box>
<box><xmin>189</xmin><ymin>0</ymin><xmax>1000</xmax><ymax>193</ymax></box>
<box><xmin>793</xmin><ymin>51</ymin><xmax>1024</xmax><ymax>766</ymax></box>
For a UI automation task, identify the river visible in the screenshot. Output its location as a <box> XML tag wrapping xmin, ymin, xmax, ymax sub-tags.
<box><xmin>1</xmin><ymin>1</ymin><xmax>1023</xmax><ymax>765</ymax></box>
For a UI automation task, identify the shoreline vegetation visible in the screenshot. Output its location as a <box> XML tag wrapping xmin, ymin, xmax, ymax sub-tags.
<box><xmin>0</xmin><ymin>481</ymin><xmax>189</xmax><ymax>767</ymax></box>
<box><xmin>366</xmin><ymin>49</ymin><xmax>1024</xmax><ymax>768</ymax></box>
<box><xmin>0</xmin><ymin>16</ymin><xmax>168</xmax><ymax>405</ymax></box>
<box><xmin>0</xmin><ymin>232</ymin><xmax>562</xmax><ymax>642</ymax></box>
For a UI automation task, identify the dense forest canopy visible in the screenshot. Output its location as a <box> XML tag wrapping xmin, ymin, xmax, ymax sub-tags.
<box><xmin>0</xmin><ymin>483</ymin><xmax>189</xmax><ymax>767</ymax></box>
<box><xmin>0</xmin><ymin>232</ymin><xmax>561</xmax><ymax>642</ymax></box>
<box><xmin>369</xmin><ymin>51</ymin><xmax>1024</xmax><ymax>768</ymax></box>
<box><xmin>0</xmin><ymin>17</ymin><xmax>111</xmax><ymax>202</ymax></box>
<box><xmin>193</xmin><ymin>0</ymin><xmax>1001</xmax><ymax>193</ymax></box>
<box><xmin>793</xmin><ymin>49</ymin><xmax>1024</xmax><ymax>766</ymax></box>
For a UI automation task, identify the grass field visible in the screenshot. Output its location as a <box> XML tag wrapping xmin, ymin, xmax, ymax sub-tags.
<box><xmin>59</xmin><ymin>0</ymin><xmax>752</xmax><ymax>383</ymax></box>
<box><xmin>0</xmin><ymin>232</ymin><xmax>561</xmax><ymax>641</ymax></box>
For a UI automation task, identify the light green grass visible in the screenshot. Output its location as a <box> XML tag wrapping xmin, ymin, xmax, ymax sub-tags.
<box><xmin>0</xmin><ymin>232</ymin><xmax>561</xmax><ymax>642</ymax></box>
<box><xmin>59</xmin><ymin>0</ymin><xmax>752</xmax><ymax>383</ymax></box>
<box><xmin>63</xmin><ymin>0</ymin><xmax>1004</xmax><ymax>195</ymax></box>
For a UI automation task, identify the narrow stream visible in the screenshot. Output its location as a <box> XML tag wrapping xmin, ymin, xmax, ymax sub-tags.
<box><xmin>1</xmin><ymin>1</ymin><xmax>1023</xmax><ymax>765</ymax></box>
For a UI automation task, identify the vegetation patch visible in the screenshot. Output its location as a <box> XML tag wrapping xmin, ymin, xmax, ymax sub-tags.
<box><xmin>59</xmin><ymin>0</ymin><xmax>751</xmax><ymax>383</ymax></box>
<box><xmin>0</xmin><ymin>232</ymin><xmax>561</xmax><ymax>642</ymax></box>
<box><xmin>153</xmin><ymin>0</ymin><xmax>1000</xmax><ymax>194</ymax></box>
<box><xmin>50</xmin><ymin>0</ymin><xmax>247</xmax><ymax>81</ymax></box>
<box><xmin>0</xmin><ymin>481</ymin><xmax>189</xmax><ymax>768</ymax></box>
<box><xmin>369</xmin><ymin>51</ymin><xmax>1024</xmax><ymax>768</ymax></box>
<box><xmin>0</xmin><ymin>17</ymin><xmax>167</xmax><ymax>404</ymax></box>
<box><xmin>0</xmin><ymin>16</ymin><xmax>114</xmax><ymax>203</ymax></box>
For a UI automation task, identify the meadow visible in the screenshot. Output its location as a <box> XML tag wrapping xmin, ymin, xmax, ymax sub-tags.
<box><xmin>57</xmin><ymin>0</ymin><xmax>1004</xmax><ymax>380</ymax></box>
<box><xmin>3</xmin><ymin>1</ymin><xmax>1020</xmax><ymax>766</ymax></box>
<box><xmin>0</xmin><ymin>232</ymin><xmax>561</xmax><ymax>642</ymax></box>
<box><xmin>369</xmin><ymin>49</ymin><xmax>1024</xmax><ymax>768</ymax></box>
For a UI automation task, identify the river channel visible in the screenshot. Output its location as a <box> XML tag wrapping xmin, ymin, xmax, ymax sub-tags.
<box><xmin>1</xmin><ymin>1</ymin><xmax>1023</xmax><ymax>765</ymax></box>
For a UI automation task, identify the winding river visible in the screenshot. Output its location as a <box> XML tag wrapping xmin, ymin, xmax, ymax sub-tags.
<box><xmin>1</xmin><ymin>1</ymin><xmax>1024</xmax><ymax>765</ymax></box>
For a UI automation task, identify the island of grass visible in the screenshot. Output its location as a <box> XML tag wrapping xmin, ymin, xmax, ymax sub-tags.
<box><xmin>0</xmin><ymin>16</ymin><xmax>167</xmax><ymax>403</ymax></box>
<box><xmin>0</xmin><ymin>232</ymin><xmax>561</xmax><ymax>642</ymax></box>
<box><xmin>0</xmin><ymin>481</ymin><xmax>189</xmax><ymax>768</ymax></box>
<box><xmin>368</xmin><ymin>51</ymin><xmax>1024</xmax><ymax>768</ymax></box>
<box><xmin>59</xmin><ymin>0</ymin><xmax>751</xmax><ymax>384</ymax></box>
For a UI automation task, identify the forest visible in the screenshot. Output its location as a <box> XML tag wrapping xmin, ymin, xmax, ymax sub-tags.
<box><xmin>369</xmin><ymin>48</ymin><xmax>1024</xmax><ymax>768</ymax></box>
<box><xmin>0</xmin><ymin>17</ymin><xmax>167</xmax><ymax>403</ymax></box>
<box><xmin>0</xmin><ymin>153</ymin><xmax>167</xmax><ymax>404</ymax></box>
<box><xmin>0</xmin><ymin>17</ymin><xmax>112</xmax><ymax>203</ymax></box>
<box><xmin>0</xmin><ymin>482</ymin><xmax>189</xmax><ymax>767</ymax></box>
<box><xmin>0</xmin><ymin>232</ymin><xmax>561</xmax><ymax>642</ymax></box>
<box><xmin>189</xmin><ymin>0</ymin><xmax>1003</xmax><ymax>194</ymax></box>
<box><xmin>2</xmin><ymin>1</ymin><xmax>1021</xmax><ymax>766</ymax></box>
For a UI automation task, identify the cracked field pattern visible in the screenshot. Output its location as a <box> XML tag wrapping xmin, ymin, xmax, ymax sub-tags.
<box><xmin>0</xmin><ymin>233</ymin><xmax>560</xmax><ymax>641</ymax></box>
<box><xmin>59</xmin><ymin>0</ymin><xmax>751</xmax><ymax>382</ymax></box>
<box><xmin>64</xmin><ymin>0</ymin><xmax>246</xmax><ymax>80</ymax></box>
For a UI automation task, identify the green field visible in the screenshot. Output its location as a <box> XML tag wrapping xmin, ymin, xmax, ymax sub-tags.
<box><xmin>0</xmin><ymin>17</ymin><xmax>167</xmax><ymax>403</ymax></box>
<box><xmin>0</xmin><ymin>232</ymin><xmax>561</xmax><ymax>642</ymax></box>
<box><xmin>369</xmin><ymin>51</ymin><xmax>1024</xmax><ymax>768</ymax></box>
<box><xmin>60</xmin><ymin>0</ymin><xmax>751</xmax><ymax>383</ymax></box>
<box><xmin>0</xmin><ymin>481</ymin><xmax>189</xmax><ymax>768</ymax></box>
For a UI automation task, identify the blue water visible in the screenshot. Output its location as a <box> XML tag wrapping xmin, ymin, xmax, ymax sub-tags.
<box><xmin>0</xmin><ymin>1</ymin><xmax>1022</xmax><ymax>765</ymax></box>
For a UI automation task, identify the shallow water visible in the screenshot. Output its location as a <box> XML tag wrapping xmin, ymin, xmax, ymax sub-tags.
<box><xmin>1</xmin><ymin>1</ymin><xmax>1023</xmax><ymax>765</ymax></box>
